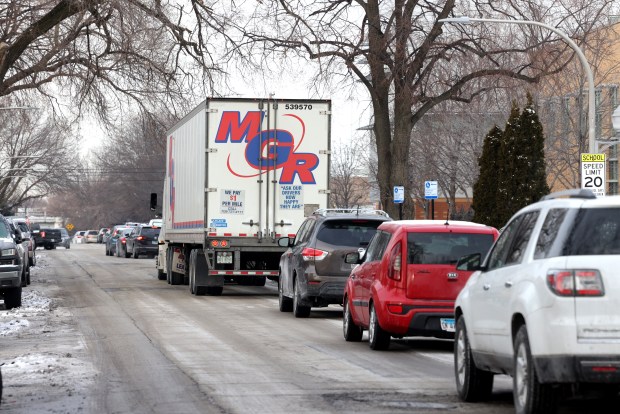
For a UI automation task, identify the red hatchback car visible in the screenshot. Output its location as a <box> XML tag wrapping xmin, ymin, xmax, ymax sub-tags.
<box><xmin>343</xmin><ymin>220</ymin><xmax>499</xmax><ymax>350</ymax></box>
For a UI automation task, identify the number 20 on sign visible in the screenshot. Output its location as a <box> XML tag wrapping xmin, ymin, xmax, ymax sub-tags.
<box><xmin>581</xmin><ymin>153</ymin><xmax>606</xmax><ymax>197</ymax></box>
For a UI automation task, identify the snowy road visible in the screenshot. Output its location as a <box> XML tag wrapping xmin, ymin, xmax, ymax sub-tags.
<box><xmin>0</xmin><ymin>244</ymin><xmax>613</xmax><ymax>413</ymax></box>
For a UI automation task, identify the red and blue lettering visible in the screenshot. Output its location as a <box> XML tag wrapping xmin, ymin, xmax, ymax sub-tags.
<box><xmin>216</xmin><ymin>112</ymin><xmax>319</xmax><ymax>185</ymax></box>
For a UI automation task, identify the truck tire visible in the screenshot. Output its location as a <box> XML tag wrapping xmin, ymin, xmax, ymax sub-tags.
<box><xmin>4</xmin><ymin>286</ymin><xmax>22</xmax><ymax>309</ymax></box>
<box><xmin>253</xmin><ymin>276</ymin><xmax>267</xmax><ymax>286</ymax></box>
<box><xmin>206</xmin><ymin>286</ymin><xmax>223</xmax><ymax>296</ymax></box>
<box><xmin>157</xmin><ymin>268</ymin><xmax>166</xmax><ymax>280</ymax></box>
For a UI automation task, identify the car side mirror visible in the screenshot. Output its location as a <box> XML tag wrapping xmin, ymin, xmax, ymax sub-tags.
<box><xmin>277</xmin><ymin>237</ymin><xmax>291</xmax><ymax>247</ymax></box>
<box><xmin>456</xmin><ymin>253</ymin><xmax>482</xmax><ymax>271</ymax></box>
<box><xmin>345</xmin><ymin>252</ymin><xmax>360</xmax><ymax>264</ymax></box>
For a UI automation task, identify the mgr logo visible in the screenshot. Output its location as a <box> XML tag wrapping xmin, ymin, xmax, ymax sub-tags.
<box><xmin>214</xmin><ymin>111</ymin><xmax>319</xmax><ymax>184</ymax></box>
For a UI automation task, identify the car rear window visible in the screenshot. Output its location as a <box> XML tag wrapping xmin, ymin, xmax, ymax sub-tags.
<box><xmin>562</xmin><ymin>208</ymin><xmax>620</xmax><ymax>256</ymax></box>
<box><xmin>315</xmin><ymin>220</ymin><xmax>383</xmax><ymax>247</ymax></box>
<box><xmin>140</xmin><ymin>228</ymin><xmax>160</xmax><ymax>237</ymax></box>
<box><xmin>407</xmin><ymin>232</ymin><xmax>495</xmax><ymax>265</ymax></box>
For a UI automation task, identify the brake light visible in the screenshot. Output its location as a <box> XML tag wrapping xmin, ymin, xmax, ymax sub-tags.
<box><xmin>121</xmin><ymin>237</ymin><xmax>127</xmax><ymax>244</ymax></box>
<box><xmin>301</xmin><ymin>247</ymin><xmax>328</xmax><ymax>261</ymax></box>
<box><xmin>136</xmin><ymin>236</ymin><xmax>145</xmax><ymax>241</ymax></box>
<box><xmin>41</xmin><ymin>231</ymin><xmax>46</xmax><ymax>238</ymax></box>
<box><xmin>388</xmin><ymin>243</ymin><xmax>402</xmax><ymax>281</ymax></box>
<box><xmin>547</xmin><ymin>269</ymin><xmax>604</xmax><ymax>296</ymax></box>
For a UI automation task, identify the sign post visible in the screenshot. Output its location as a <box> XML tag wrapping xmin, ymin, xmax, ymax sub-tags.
<box><xmin>581</xmin><ymin>153</ymin><xmax>606</xmax><ymax>197</ymax></box>
<box><xmin>393</xmin><ymin>185</ymin><xmax>404</xmax><ymax>220</ymax></box>
<box><xmin>424</xmin><ymin>181</ymin><xmax>438</xmax><ymax>220</ymax></box>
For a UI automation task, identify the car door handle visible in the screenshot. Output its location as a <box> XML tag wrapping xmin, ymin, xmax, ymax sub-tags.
<box><xmin>483</xmin><ymin>284</ymin><xmax>491</xmax><ymax>291</ymax></box>
<box><xmin>505</xmin><ymin>281</ymin><xmax>513</xmax><ymax>288</ymax></box>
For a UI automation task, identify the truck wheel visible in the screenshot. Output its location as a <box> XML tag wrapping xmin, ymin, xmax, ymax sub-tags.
<box><xmin>253</xmin><ymin>276</ymin><xmax>267</xmax><ymax>286</ymax></box>
<box><xmin>44</xmin><ymin>245</ymin><xmax>52</xmax><ymax>250</ymax></box>
<box><xmin>278</xmin><ymin>278</ymin><xmax>293</xmax><ymax>312</ymax></box>
<box><xmin>455</xmin><ymin>316</ymin><xmax>494</xmax><ymax>401</ymax></box>
<box><xmin>157</xmin><ymin>269</ymin><xmax>166</xmax><ymax>280</ymax></box>
<box><xmin>4</xmin><ymin>286</ymin><xmax>22</xmax><ymax>309</ymax></box>
<box><xmin>206</xmin><ymin>286</ymin><xmax>223</xmax><ymax>296</ymax></box>
<box><xmin>293</xmin><ymin>277</ymin><xmax>311</xmax><ymax>318</ymax></box>
<box><xmin>513</xmin><ymin>325</ymin><xmax>559</xmax><ymax>414</ymax></box>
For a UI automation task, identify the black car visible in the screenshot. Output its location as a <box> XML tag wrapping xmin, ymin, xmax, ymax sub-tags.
<box><xmin>125</xmin><ymin>225</ymin><xmax>160</xmax><ymax>258</ymax></box>
<box><xmin>277</xmin><ymin>209</ymin><xmax>391</xmax><ymax>318</ymax></box>
<box><xmin>32</xmin><ymin>228</ymin><xmax>63</xmax><ymax>250</ymax></box>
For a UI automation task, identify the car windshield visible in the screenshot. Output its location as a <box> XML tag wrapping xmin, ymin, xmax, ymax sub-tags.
<box><xmin>315</xmin><ymin>220</ymin><xmax>383</xmax><ymax>247</ymax></box>
<box><xmin>563</xmin><ymin>208</ymin><xmax>620</xmax><ymax>255</ymax></box>
<box><xmin>407</xmin><ymin>232</ymin><xmax>495</xmax><ymax>265</ymax></box>
<box><xmin>0</xmin><ymin>221</ymin><xmax>10</xmax><ymax>238</ymax></box>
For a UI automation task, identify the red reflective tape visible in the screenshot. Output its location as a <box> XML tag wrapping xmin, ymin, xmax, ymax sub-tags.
<box><xmin>288</xmin><ymin>234</ymin><xmax>296</xmax><ymax>238</ymax></box>
<box><xmin>208</xmin><ymin>233</ymin><xmax>217</xmax><ymax>236</ymax></box>
<box><xmin>238</xmin><ymin>233</ymin><xmax>247</xmax><ymax>237</ymax></box>
<box><xmin>224</xmin><ymin>233</ymin><xmax>232</xmax><ymax>236</ymax></box>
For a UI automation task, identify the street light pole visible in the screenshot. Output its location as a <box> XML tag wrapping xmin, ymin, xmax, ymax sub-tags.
<box><xmin>439</xmin><ymin>16</ymin><xmax>597</xmax><ymax>154</ymax></box>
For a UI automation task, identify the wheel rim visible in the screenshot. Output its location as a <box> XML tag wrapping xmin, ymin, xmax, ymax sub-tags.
<box><xmin>456</xmin><ymin>327</ymin><xmax>467</xmax><ymax>387</ymax></box>
<box><xmin>515</xmin><ymin>341</ymin><xmax>529</xmax><ymax>408</ymax></box>
<box><xmin>369</xmin><ymin>305</ymin><xmax>376</xmax><ymax>344</ymax></box>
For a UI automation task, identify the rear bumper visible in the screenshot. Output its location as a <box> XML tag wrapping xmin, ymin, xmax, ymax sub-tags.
<box><xmin>535</xmin><ymin>356</ymin><xmax>620</xmax><ymax>384</ymax></box>
<box><xmin>378</xmin><ymin>300</ymin><xmax>455</xmax><ymax>338</ymax></box>
<box><xmin>134</xmin><ymin>244</ymin><xmax>158</xmax><ymax>254</ymax></box>
<box><xmin>304</xmin><ymin>278</ymin><xmax>346</xmax><ymax>306</ymax></box>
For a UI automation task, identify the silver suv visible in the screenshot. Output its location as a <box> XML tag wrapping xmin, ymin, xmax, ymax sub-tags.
<box><xmin>454</xmin><ymin>189</ymin><xmax>620</xmax><ymax>413</ymax></box>
<box><xmin>277</xmin><ymin>209</ymin><xmax>391</xmax><ymax>317</ymax></box>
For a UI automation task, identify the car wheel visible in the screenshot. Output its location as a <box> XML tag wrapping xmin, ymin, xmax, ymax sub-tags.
<box><xmin>343</xmin><ymin>298</ymin><xmax>363</xmax><ymax>342</ymax></box>
<box><xmin>26</xmin><ymin>266</ymin><xmax>30</xmax><ymax>285</ymax></box>
<box><xmin>368</xmin><ymin>303</ymin><xmax>390</xmax><ymax>350</ymax></box>
<box><xmin>278</xmin><ymin>277</ymin><xmax>293</xmax><ymax>312</ymax></box>
<box><xmin>4</xmin><ymin>286</ymin><xmax>22</xmax><ymax>309</ymax></box>
<box><xmin>133</xmin><ymin>248</ymin><xmax>139</xmax><ymax>259</ymax></box>
<box><xmin>513</xmin><ymin>325</ymin><xmax>559</xmax><ymax>414</ymax></box>
<box><xmin>454</xmin><ymin>316</ymin><xmax>494</xmax><ymax>401</ymax></box>
<box><xmin>66</xmin><ymin>244</ymin><xmax>70</xmax><ymax>249</ymax></box>
<box><xmin>293</xmin><ymin>276</ymin><xmax>311</xmax><ymax>318</ymax></box>
<box><xmin>44</xmin><ymin>245</ymin><xmax>52</xmax><ymax>250</ymax></box>
<box><xmin>124</xmin><ymin>247</ymin><xmax>131</xmax><ymax>258</ymax></box>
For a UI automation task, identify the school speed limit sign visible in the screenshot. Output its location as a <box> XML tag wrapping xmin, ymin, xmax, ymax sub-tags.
<box><xmin>581</xmin><ymin>153</ymin><xmax>606</xmax><ymax>197</ymax></box>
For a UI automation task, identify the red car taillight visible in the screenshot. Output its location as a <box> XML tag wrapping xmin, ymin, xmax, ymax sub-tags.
<box><xmin>301</xmin><ymin>248</ymin><xmax>328</xmax><ymax>261</ymax></box>
<box><xmin>41</xmin><ymin>231</ymin><xmax>46</xmax><ymax>238</ymax></box>
<box><xmin>120</xmin><ymin>237</ymin><xmax>127</xmax><ymax>244</ymax></box>
<box><xmin>387</xmin><ymin>243</ymin><xmax>402</xmax><ymax>281</ymax></box>
<box><xmin>136</xmin><ymin>236</ymin><xmax>145</xmax><ymax>241</ymax></box>
<box><xmin>547</xmin><ymin>269</ymin><xmax>604</xmax><ymax>296</ymax></box>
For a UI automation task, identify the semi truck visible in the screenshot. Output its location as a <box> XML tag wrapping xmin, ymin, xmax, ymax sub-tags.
<box><xmin>157</xmin><ymin>97</ymin><xmax>331</xmax><ymax>295</ymax></box>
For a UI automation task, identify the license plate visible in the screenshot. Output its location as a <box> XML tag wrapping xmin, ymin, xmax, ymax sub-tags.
<box><xmin>50</xmin><ymin>239</ymin><xmax>56</xmax><ymax>242</ymax></box>
<box><xmin>152</xmin><ymin>241</ymin><xmax>157</xmax><ymax>244</ymax></box>
<box><xmin>440</xmin><ymin>318</ymin><xmax>455</xmax><ymax>332</ymax></box>
<box><xmin>217</xmin><ymin>255</ymin><xmax>233</xmax><ymax>264</ymax></box>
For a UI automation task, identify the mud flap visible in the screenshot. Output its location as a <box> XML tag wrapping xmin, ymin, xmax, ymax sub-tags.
<box><xmin>195</xmin><ymin>250</ymin><xmax>223</xmax><ymax>287</ymax></box>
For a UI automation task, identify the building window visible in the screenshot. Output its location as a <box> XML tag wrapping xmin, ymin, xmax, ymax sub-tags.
<box><xmin>609</xmin><ymin>160</ymin><xmax>618</xmax><ymax>181</ymax></box>
<box><xmin>609</xmin><ymin>181</ymin><xmax>618</xmax><ymax>196</ymax></box>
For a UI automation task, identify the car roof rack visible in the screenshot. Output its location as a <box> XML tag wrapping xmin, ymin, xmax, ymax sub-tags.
<box><xmin>541</xmin><ymin>189</ymin><xmax>596</xmax><ymax>201</ymax></box>
<box><xmin>313</xmin><ymin>208</ymin><xmax>391</xmax><ymax>218</ymax></box>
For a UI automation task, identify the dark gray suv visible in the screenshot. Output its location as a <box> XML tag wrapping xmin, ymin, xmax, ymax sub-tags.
<box><xmin>277</xmin><ymin>209</ymin><xmax>391</xmax><ymax>317</ymax></box>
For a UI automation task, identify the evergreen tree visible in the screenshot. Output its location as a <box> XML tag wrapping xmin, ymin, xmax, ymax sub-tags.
<box><xmin>472</xmin><ymin>126</ymin><xmax>504</xmax><ymax>227</ymax></box>
<box><xmin>515</xmin><ymin>93</ymin><xmax>550</xmax><ymax>205</ymax></box>
<box><xmin>496</xmin><ymin>101</ymin><xmax>522</xmax><ymax>228</ymax></box>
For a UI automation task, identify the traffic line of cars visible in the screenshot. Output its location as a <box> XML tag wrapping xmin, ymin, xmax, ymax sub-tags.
<box><xmin>275</xmin><ymin>190</ymin><xmax>620</xmax><ymax>413</ymax></box>
<box><xmin>104</xmin><ymin>222</ymin><xmax>161</xmax><ymax>259</ymax></box>
<box><xmin>0</xmin><ymin>216</ymin><xmax>36</xmax><ymax>309</ymax></box>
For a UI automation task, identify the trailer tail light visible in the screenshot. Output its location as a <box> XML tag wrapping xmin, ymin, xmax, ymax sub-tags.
<box><xmin>388</xmin><ymin>243</ymin><xmax>402</xmax><ymax>281</ymax></box>
<box><xmin>210</xmin><ymin>239</ymin><xmax>230</xmax><ymax>248</ymax></box>
<box><xmin>41</xmin><ymin>231</ymin><xmax>46</xmax><ymax>238</ymax></box>
<box><xmin>547</xmin><ymin>269</ymin><xmax>604</xmax><ymax>297</ymax></box>
<box><xmin>301</xmin><ymin>248</ymin><xmax>328</xmax><ymax>261</ymax></box>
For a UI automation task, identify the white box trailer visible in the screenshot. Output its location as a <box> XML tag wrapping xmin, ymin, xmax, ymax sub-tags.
<box><xmin>161</xmin><ymin>97</ymin><xmax>331</xmax><ymax>295</ymax></box>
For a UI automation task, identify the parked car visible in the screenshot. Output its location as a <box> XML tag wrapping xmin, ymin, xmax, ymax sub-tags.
<box><xmin>342</xmin><ymin>220</ymin><xmax>498</xmax><ymax>350</ymax></box>
<box><xmin>84</xmin><ymin>230</ymin><xmax>98</xmax><ymax>243</ymax></box>
<box><xmin>115</xmin><ymin>228</ymin><xmax>134</xmax><ymax>258</ymax></box>
<box><xmin>7</xmin><ymin>222</ymin><xmax>30</xmax><ymax>287</ymax></box>
<box><xmin>125</xmin><ymin>225</ymin><xmax>161</xmax><ymax>258</ymax></box>
<box><xmin>0</xmin><ymin>214</ymin><xmax>26</xmax><ymax>309</ymax></box>
<box><xmin>97</xmin><ymin>228</ymin><xmax>110</xmax><ymax>243</ymax></box>
<box><xmin>8</xmin><ymin>217</ymin><xmax>36</xmax><ymax>267</ymax></box>
<box><xmin>73</xmin><ymin>230</ymin><xmax>86</xmax><ymax>244</ymax></box>
<box><xmin>277</xmin><ymin>209</ymin><xmax>392</xmax><ymax>318</ymax></box>
<box><xmin>453</xmin><ymin>189</ymin><xmax>620</xmax><ymax>413</ymax></box>
<box><xmin>58</xmin><ymin>228</ymin><xmax>71</xmax><ymax>249</ymax></box>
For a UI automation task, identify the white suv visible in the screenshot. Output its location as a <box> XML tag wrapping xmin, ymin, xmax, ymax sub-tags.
<box><xmin>453</xmin><ymin>189</ymin><xmax>620</xmax><ymax>414</ymax></box>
